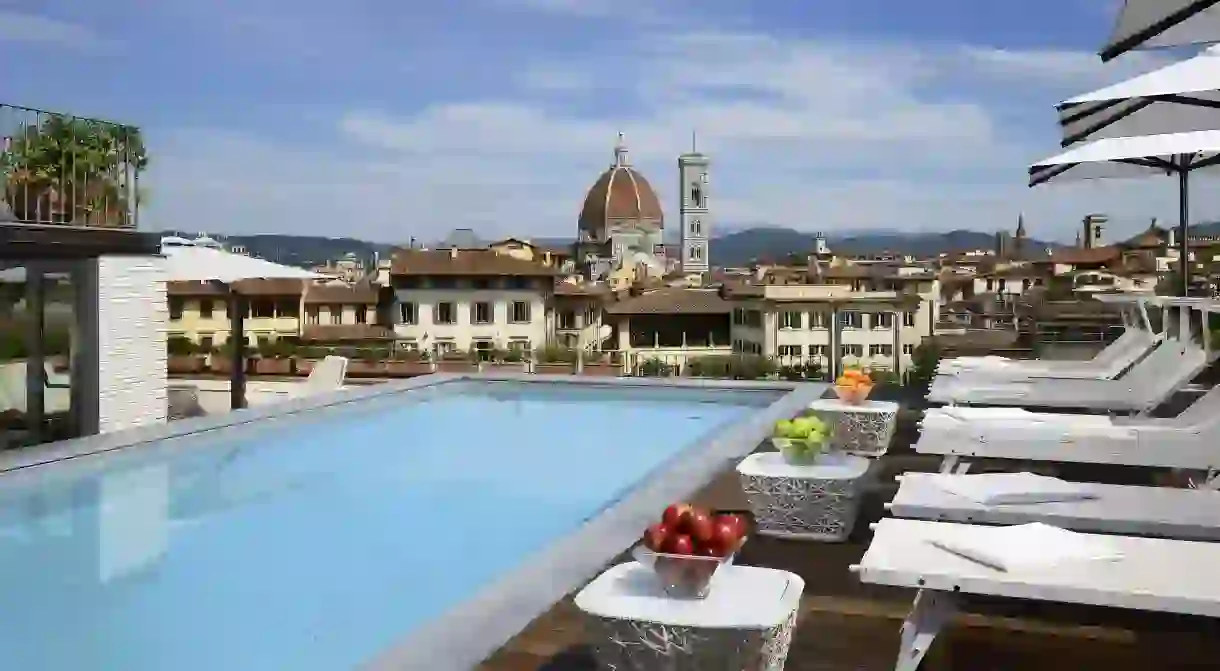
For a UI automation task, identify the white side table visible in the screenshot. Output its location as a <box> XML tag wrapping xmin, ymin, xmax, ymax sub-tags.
<box><xmin>575</xmin><ymin>562</ymin><xmax>804</xmax><ymax>670</ymax></box>
<box><xmin>807</xmin><ymin>398</ymin><xmax>899</xmax><ymax>457</ymax></box>
<box><xmin>737</xmin><ymin>451</ymin><xmax>872</xmax><ymax>541</ymax></box>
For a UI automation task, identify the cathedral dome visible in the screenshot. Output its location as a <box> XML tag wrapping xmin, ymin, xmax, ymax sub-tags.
<box><xmin>578</xmin><ymin>134</ymin><xmax>663</xmax><ymax>238</ymax></box>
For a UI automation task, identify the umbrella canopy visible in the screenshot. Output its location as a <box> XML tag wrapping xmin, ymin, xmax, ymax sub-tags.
<box><xmin>1101</xmin><ymin>0</ymin><xmax>1220</xmax><ymax>62</ymax></box>
<box><xmin>1029</xmin><ymin>129</ymin><xmax>1220</xmax><ymax>296</ymax></box>
<box><xmin>161</xmin><ymin>245</ymin><xmax>324</xmax><ymax>411</ymax></box>
<box><xmin>1060</xmin><ymin>45</ymin><xmax>1220</xmax><ymax>146</ymax></box>
<box><xmin>162</xmin><ymin>245</ymin><xmax>321</xmax><ymax>283</ymax></box>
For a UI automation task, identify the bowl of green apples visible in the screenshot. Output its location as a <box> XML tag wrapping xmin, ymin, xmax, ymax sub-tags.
<box><xmin>770</xmin><ymin>415</ymin><xmax>830</xmax><ymax>465</ymax></box>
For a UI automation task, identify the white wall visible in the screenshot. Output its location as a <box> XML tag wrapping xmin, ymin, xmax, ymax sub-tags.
<box><xmin>93</xmin><ymin>255</ymin><xmax>168</xmax><ymax>432</ymax></box>
<box><xmin>392</xmin><ymin>288</ymin><xmax>550</xmax><ymax>353</ymax></box>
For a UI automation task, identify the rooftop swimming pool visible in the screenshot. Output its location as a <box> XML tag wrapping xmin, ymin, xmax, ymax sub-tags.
<box><xmin>0</xmin><ymin>374</ymin><xmax>823</xmax><ymax>670</ymax></box>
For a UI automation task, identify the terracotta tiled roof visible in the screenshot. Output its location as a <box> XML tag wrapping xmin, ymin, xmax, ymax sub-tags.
<box><xmin>1049</xmin><ymin>246</ymin><xmax>1120</xmax><ymax>265</ymax></box>
<box><xmin>604</xmin><ymin>287</ymin><xmax>731</xmax><ymax>315</ymax></box>
<box><xmin>300</xmin><ymin>324</ymin><xmax>395</xmax><ymax>341</ymax></box>
<box><xmin>389</xmin><ymin>249</ymin><xmax>558</xmax><ymax>277</ymax></box>
<box><xmin>554</xmin><ymin>281</ymin><xmax>611</xmax><ymax>297</ymax></box>
<box><xmin>166</xmin><ymin>280</ymin><xmax>225</xmax><ymax>297</ymax></box>
<box><xmin>303</xmin><ymin>283</ymin><xmax>379</xmax><ymax>304</ymax></box>
<box><xmin>578</xmin><ymin>166</ymin><xmax>664</xmax><ymax>234</ymax></box>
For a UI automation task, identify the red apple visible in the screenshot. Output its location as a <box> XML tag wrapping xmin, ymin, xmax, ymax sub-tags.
<box><xmin>662</xmin><ymin>503</ymin><xmax>692</xmax><ymax>530</ymax></box>
<box><xmin>642</xmin><ymin>523</ymin><xmax>670</xmax><ymax>551</ymax></box>
<box><xmin>686</xmin><ymin>510</ymin><xmax>715</xmax><ymax>544</ymax></box>
<box><xmin>663</xmin><ymin>533</ymin><xmax>694</xmax><ymax>556</ymax></box>
<box><xmin>676</xmin><ymin>505</ymin><xmax>709</xmax><ymax>533</ymax></box>
<box><xmin>715</xmin><ymin>513</ymin><xmax>748</xmax><ymax>540</ymax></box>
<box><xmin>693</xmin><ymin>544</ymin><xmax>720</xmax><ymax>558</ymax></box>
<box><xmin>705</xmin><ymin>519</ymin><xmax>742</xmax><ymax>557</ymax></box>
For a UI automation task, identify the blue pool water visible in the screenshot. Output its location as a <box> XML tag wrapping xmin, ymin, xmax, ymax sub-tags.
<box><xmin>0</xmin><ymin>380</ymin><xmax>778</xmax><ymax>670</ymax></box>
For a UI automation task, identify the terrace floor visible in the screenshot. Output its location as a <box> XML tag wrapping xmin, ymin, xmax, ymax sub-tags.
<box><xmin>478</xmin><ymin>452</ymin><xmax>1220</xmax><ymax>671</ymax></box>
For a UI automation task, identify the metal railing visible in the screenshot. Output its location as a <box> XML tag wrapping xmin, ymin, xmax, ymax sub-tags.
<box><xmin>1</xmin><ymin>103</ymin><xmax>144</xmax><ymax>229</ymax></box>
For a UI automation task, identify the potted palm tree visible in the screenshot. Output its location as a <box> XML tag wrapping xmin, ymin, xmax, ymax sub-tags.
<box><xmin>533</xmin><ymin>345</ymin><xmax>577</xmax><ymax>374</ymax></box>
<box><xmin>167</xmin><ymin>336</ymin><xmax>206</xmax><ymax>374</ymax></box>
<box><xmin>253</xmin><ymin>339</ymin><xmax>296</xmax><ymax>376</ymax></box>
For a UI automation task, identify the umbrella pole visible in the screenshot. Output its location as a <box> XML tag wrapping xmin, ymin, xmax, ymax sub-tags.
<box><xmin>229</xmin><ymin>288</ymin><xmax>248</xmax><ymax>410</ymax></box>
<box><xmin>1179</xmin><ymin>157</ymin><xmax>1191</xmax><ymax>298</ymax></box>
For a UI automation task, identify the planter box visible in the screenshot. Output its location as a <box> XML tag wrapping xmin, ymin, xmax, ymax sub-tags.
<box><xmin>210</xmin><ymin>357</ymin><xmax>233</xmax><ymax>374</ymax></box>
<box><xmin>253</xmin><ymin>358</ymin><xmax>295</xmax><ymax>376</ymax></box>
<box><xmin>436</xmin><ymin>360</ymin><xmax>477</xmax><ymax>373</ymax></box>
<box><xmin>580</xmin><ymin>361</ymin><xmax>620</xmax><ymax>377</ymax></box>
<box><xmin>295</xmin><ymin>358</ymin><xmax>319</xmax><ymax>375</ymax></box>
<box><xmin>347</xmin><ymin>360</ymin><xmax>387</xmax><ymax>377</ymax></box>
<box><xmin>533</xmin><ymin>362</ymin><xmax>576</xmax><ymax>375</ymax></box>
<box><xmin>168</xmin><ymin>355</ymin><xmax>207</xmax><ymax>374</ymax></box>
<box><xmin>480</xmin><ymin>362</ymin><xmax>527</xmax><ymax>373</ymax></box>
<box><xmin>385</xmin><ymin>360</ymin><xmax>433</xmax><ymax>376</ymax></box>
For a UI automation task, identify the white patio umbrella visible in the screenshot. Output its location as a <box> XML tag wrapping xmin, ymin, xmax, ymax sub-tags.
<box><xmin>1060</xmin><ymin>45</ymin><xmax>1220</xmax><ymax>147</ymax></box>
<box><xmin>1029</xmin><ymin>129</ymin><xmax>1220</xmax><ymax>296</ymax></box>
<box><xmin>1101</xmin><ymin>0</ymin><xmax>1220</xmax><ymax>62</ymax></box>
<box><xmin>162</xmin><ymin>245</ymin><xmax>323</xmax><ymax>410</ymax></box>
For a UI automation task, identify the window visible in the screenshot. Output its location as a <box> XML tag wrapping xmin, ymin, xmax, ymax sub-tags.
<box><xmin>435</xmin><ymin>302</ymin><xmax>456</xmax><ymax>324</ymax></box>
<box><xmin>400</xmin><ymin>302</ymin><xmax>417</xmax><ymax>325</ymax></box>
<box><xmin>200</xmin><ymin>335</ymin><xmax>214</xmax><ymax>351</ymax></box>
<box><xmin>558</xmin><ymin>309</ymin><xmax>577</xmax><ymax>330</ymax></box>
<box><xmin>689</xmin><ymin>218</ymin><xmax>702</xmax><ymax>236</ymax></box>
<box><xmin>839</xmin><ymin>311</ymin><xmax>862</xmax><ymax>329</ymax></box>
<box><xmin>808</xmin><ymin>312</ymin><xmax>827</xmax><ymax>329</ymax></box>
<box><xmin>471</xmin><ymin>278</ymin><xmax>491</xmax><ymax>290</ymax></box>
<box><xmin>690</xmin><ymin>184</ymin><xmax>704</xmax><ymax>207</ymax></box>
<box><xmin>355</xmin><ymin>305</ymin><xmax>368</xmax><ymax>324</ymax></box>
<box><xmin>903</xmin><ymin>311</ymin><xmax>917</xmax><ymax>327</ymax></box>
<box><xmin>306</xmin><ymin>306</ymin><xmax>320</xmax><ymax>325</ymax></box>
<box><xmin>506</xmin><ymin>276</ymin><xmax>530</xmax><ymax>290</ymax></box>
<box><xmin>168</xmin><ymin>297</ymin><xmax>184</xmax><ymax>321</ymax></box>
<box><xmin>199</xmin><ymin>299</ymin><xmax>214</xmax><ymax>319</ymax></box>
<box><xmin>471</xmin><ymin>301</ymin><xmax>493</xmax><ymax>324</ymax></box>
<box><xmin>778</xmin><ymin>345</ymin><xmax>802</xmax><ymax>357</ymax></box>
<box><xmin>687</xmin><ymin>245</ymin><xmax>703</xmax><ymax>261</ymax></box>
<box><xmin>277</xmin><ymin>299</ymin><xmax>300</xmax><ymax>318</ymax></box>
<box><xmin>252</xmin><ymin>299</ymin><xmax>275</xmax><ymax>318</ymax></box>
<box><xmin>510</xmin><ymin>300</ymin><xmax>531</xmax><ymax>323</ymax></box>
<box><xmin>903</xmin><ymin>344</ymin><xmax>915</xmax><ymax>355</ymax></box>
<box><xmin>473</xmin><ymin>339</ymin><xmax>494</xmax><ymax>360</ymax></box>
<box><xmin>508</xmin><ymin>339</ymin><xmax>530</xmax><ymax>352</ymax></box>
<box><xmin>874</xmin><ymin>312</ymin><xmax>894</xmax><ymax>329</ymax></box>
<box><xmin>398</xmin><ymin>340</ymin><xmax>420</xmax><ymax>352</ymax></box>
<box><xmin>869</xmin><ymin>344</ymin><xmax>893</xmax><ymax>357</ymax></box>
<box><xmin>808</xmin><ymin>345</ymin><xmax>828</xmax><ymax>357</ymax></box>
<box><xmin>329</xmin><ymin>305</ymin><xmax>343</xmax><ymax>325</ymax></box>
<box><xmin>779</xmin><ymin>311</ymin><xmax>802</xmax><ymax>329</ymax></box>
<box><xmin>434</xmin><ymin>340</ymin><xmax>456</xmax><ymax>356</ymax></box>
<box><xmin>430</xmin><ymin>278</ymin><xmax>456</xmax><ymax>289</ymax></box>
<box><xmin>840</xmin><ymin>344</ymin><xmax>863</xmax><ymax>358</ymax></box>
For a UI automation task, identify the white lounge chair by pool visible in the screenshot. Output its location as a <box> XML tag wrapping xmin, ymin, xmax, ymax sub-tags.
<box><xmin>887</xmin><ymin>471</ymin><xmax>1220</xmax><ymax>541</ymax></box>
<box><xmin>850</xmin><ymin>518</ymin><xmax>1220</xmax><ymax>671</ymax></box>
<box><xmin>246</xmin><ymin>355</ymin><xmax>348</xmax><ymax>406</ymax></box>
<box><xmin>935</xmin><ymin>295</ymin><xmax>1161</xmax><ymax>380</ymax></box>
<box><xmin>927</xmin><ymin>298</ymin><xmax>1215</xmax><ymax>410</ymax></box>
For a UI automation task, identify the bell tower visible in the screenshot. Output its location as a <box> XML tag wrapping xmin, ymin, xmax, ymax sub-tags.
<box><xmin>678</xmin><ymin>133</ymin><xmax>711</xmax><ymax>273</ymax></box>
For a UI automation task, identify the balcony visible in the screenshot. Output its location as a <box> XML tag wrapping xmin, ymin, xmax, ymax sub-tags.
<box><xmin>1</xmin><ymin>103</ymin><xmax>144</xmax><ymax>231</ymax></box>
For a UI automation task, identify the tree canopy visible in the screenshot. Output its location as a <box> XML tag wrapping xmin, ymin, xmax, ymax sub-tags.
<box><xmin>1</xmin><ymin>115</ymin><xmax>147</xmax><ymax>227</ymax></box>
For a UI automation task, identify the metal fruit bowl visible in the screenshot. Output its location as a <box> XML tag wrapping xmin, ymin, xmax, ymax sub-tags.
<box><xmin>631</xmin><ymin>540</ymin><xmax>745</xmax><ymax>599</ymax></box>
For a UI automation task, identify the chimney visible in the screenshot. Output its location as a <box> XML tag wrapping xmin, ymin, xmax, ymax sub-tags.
<box><xmin>449</xmin><ymin>247</ymin><xmax>458</xmax><ymax>259</ymax></box>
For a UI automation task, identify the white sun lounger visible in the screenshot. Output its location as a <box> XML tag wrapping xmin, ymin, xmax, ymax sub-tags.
<box><xmin>927</xmin><ymin>299</ymin><xmax>1214</xmax><ymax>410</ymax></box>
<box><xmin>246</xmin><ymin>355</ymin><xmax>348</xmax><ymax>406</ymax></box>
<box><xmin>917</xmin><ymin>384</ymin><xmax>1220</xmax><ymax>463</ymax></box>
<box><xmin>936</xmin><ymin>296</ymin><xmax>1161</xmax><ymax>379</ymax></box>
<box><xmin>887</xmin><ymin>472</ymin><xmax>1220</xmax><ymax>541</ymax></box>
<box><xmin>850</xmin><ymin>518</ymin><xmax>1220</xmax><ymax>671</ymax></box>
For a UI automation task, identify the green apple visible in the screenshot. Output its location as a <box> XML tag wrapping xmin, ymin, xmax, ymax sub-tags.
<box><xmin>774</xmin><ymin>419</ymin><xmax>793</xmax><ymax>438</ymax></box>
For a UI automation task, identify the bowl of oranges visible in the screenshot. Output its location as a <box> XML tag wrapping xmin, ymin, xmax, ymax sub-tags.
<box><xmin>834</xmin><ymin>367</ymin><xmax>874</xmax><ymax>405</ymax></box>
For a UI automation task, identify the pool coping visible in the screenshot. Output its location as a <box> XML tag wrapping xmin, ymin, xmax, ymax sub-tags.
<box><xmin>0</xmin><ymin>373</ymin><xmax>827</xmax><ymax>671</ymax></box>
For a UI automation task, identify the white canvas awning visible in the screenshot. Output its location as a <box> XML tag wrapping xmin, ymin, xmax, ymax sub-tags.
<box><xmin>1060</xmin><ymin>45</ymin><xmax>1220</xmax><ymax>145</ymax></box>
<box><xmin>1030</xmin><ymin>129</ymin><xmax>1220</xmax><ymax>185</ymax></box>
<box><xmin>161</xmin><ymin>245</ymin><xmax>322</xmax><ymax>283</ymax></box>
<box><xmin>1102</xmin><ymin>0</ymin><xmax>1220</xmax><ymax>61</ymax></box>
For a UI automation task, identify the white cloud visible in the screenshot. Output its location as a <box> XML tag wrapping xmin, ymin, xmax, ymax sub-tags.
<box><xmin>0</xmin><ymin>11</ymin><xmax>112</xmax><ymax>50</ymax></box>
<box><xmin>143</xmin><ymin>21</ymin><xmax>1220</xmax><ymax>245</ymax></box>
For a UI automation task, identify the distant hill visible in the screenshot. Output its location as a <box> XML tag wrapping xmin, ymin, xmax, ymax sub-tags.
<box><xmin>157</xmin><ymin>226</ymin><xmax>1076</xmax><ymax>269</ymax></box>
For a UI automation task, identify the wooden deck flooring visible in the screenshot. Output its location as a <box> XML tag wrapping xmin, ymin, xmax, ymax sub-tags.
<box><xmin>477</xmin><ymin>453</ymin><xmax>1220</xmax><ymax>670</ymax></box>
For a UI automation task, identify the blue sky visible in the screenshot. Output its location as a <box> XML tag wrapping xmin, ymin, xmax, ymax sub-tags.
<box><xmin>1</xmin><ymin>0</ymin><xmax>1207</xmax><ymax>243</ymax></box>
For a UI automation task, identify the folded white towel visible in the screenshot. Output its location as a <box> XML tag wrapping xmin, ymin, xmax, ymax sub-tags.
<box><xmin>928</xmin><ymin>472</ymin><xmax>1098</xmax><ymax>506</ymax></box>
<box><xmin>928</xmin><ymin>522</ymin><xmax>1123</xmax><ymax>572</ymax></box>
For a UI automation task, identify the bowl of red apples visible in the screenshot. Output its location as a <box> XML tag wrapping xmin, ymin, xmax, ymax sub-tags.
<box><xmin>632</xmin><ymin>502</ymin><xmax>749</xmax><ymax>599</ymax></box>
